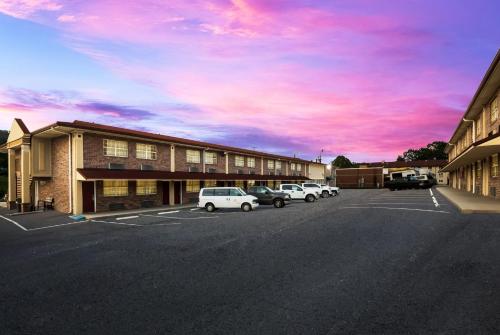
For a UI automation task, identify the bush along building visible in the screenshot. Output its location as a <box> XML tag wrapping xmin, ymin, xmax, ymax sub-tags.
<box><xmin>0</xmin><ymin>119</ymin><xmax>322</xmax><ymax>214</ymax></box>
<box><xmin>441</xmin><ymin>50</ymin><xmax>500</xmax><ymax>198</ymax></box>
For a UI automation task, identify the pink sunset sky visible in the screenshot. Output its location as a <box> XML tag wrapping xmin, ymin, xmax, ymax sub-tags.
<box><xmin>0</xmin><ymin>0</ymin><xmax>499</xmax><ymax>162</ymax></box>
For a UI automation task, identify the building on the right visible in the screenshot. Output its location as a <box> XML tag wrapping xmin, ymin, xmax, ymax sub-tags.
<box><xmin>441</xmin><ymin>50</ymin><xmax>500</xmax><ymax>198</ymax></box>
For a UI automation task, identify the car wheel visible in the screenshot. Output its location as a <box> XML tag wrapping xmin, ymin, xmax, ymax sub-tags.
<box><xmin>322</xmin><ymin>190</ymin><xmax>329</xmax><ymax>198</ymax></box>
<box><xmin>205</xmin><ymin>203</ymin><xmax>215</xmax><ymax>212</ymax></box>
<box><xmin>241</xmin><ymin>203</ymin><xmax>252</xmax><ymax>212</ymax></box>
<box><xmin>273</xmin><ymin>199</ymin><xmax>284</xmax><ymax>208</ymax></box>
<box><xmin>305</xmin><ymin>194</ymin><xmax>315</xmax><ymax>202</ymax></box>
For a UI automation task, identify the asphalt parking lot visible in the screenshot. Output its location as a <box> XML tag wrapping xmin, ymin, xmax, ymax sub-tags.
<box><xmin>2</xmin><ymin>188</ymin><xmax>500</xmax><ymax>334</ymax></box>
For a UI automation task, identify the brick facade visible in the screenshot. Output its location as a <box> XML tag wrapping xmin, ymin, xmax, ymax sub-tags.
<box><xmin>175</xmin><ymin>146</ymin><xmax>202</xmax><ymax>172</ymax></box>
<box><xmin>38</xmin><ymin>136</ymin><xmax>70</xmax><ymax>212</ymax></box>
<box><xmin>83</xmin><ymin>133</ymin><xmax>170</xmax><ymax>171</ymax></box>
<box><xmin>95</xmin><ymin>180</ymin><xmax>165</xmax><ymax>212</ymax></box>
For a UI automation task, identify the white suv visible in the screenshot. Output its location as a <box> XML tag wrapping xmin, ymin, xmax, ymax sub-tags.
<box><xmin>198</xmin><ymin>187</ymin><xmax>259</xmax><ymax>212</ymax></box>
<box><xmin>278</xmin><ymin>184</ymin><xmax>319</xmax><ymax>202</ymax></box>
<box><xmin>301</xmin><ymin>183</ymin><xmax>332</xmax><ymax>198</ymax></box>
<box><xmin>321</xmin><ymin>184</ymin><xmax>340</xmax><ymax>196</ymax></box>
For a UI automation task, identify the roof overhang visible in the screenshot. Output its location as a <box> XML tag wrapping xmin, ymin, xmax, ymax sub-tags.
<box><xmin>441</xmin><ymin>136</ymin><xmax>500</xmax><ymax>172</ymax></box>
<box><xmin>77</xmin><ymin>168</ymin><xmax>310</xmax><ymax>181</ymax></box>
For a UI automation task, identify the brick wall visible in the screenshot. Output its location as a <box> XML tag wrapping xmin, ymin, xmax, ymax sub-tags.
<box><xmin>175</xmin><ymin>146</ymin><xmax>202</xmax><ymax>172</ymax></box>
<box><xmin>38</xmin><ymin>136</ymin><xmax>70</xmax><ymax>212</ymax></box>
<box><xmin>83</xmin><ymin>133</ymin><xmax>170</xmax><ymax>171</ymax></box>
<box><xmin>228</xmin><ymin>154</ymin><xmax>259</xmax><ymax>175</ymax></box>
<box><xmin>204</xmin><ymin>151</ymin><xmax>226</xmax><ymax>173</ymax></box>
<box><xmin>95</xmin><ymin>180</ymin><xmax>164</xmax><ymax>211</ymax></box>
<box><xmin>336</xmin><ymin>168</ymin><xmax>384</xmax><ymax>189</ymax></box>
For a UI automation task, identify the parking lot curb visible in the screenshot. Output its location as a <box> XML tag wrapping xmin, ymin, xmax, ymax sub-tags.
<box><xmin>436</xmin><ymin>187</ymin><xmax>500</xmax><ymax>214</ymax></box>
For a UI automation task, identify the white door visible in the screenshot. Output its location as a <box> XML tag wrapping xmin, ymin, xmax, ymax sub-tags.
<box><xmin>229</xmin><ymin>188</ymin><xmax>243</xmax><ymax>208</ymax></box>
<box><xmin>213</xmin><ymin>188</ymin><xmax>230</xmax><ymax>208</ymax></box>
<box><xmin>291</xmin><ymin>185</ymin><xmax>304</xmax><ymax>199</ymax></box>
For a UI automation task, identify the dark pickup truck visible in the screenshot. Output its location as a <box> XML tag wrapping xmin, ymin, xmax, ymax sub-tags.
<box><xmin>386</xmin><ymin>175</ymin><xmax>436</xmax><ymax>191</ymax></box>
<box><xmin>246</xmin><ymin>186</ymin><xmax>291</xmax><ymax>208</ymax></box>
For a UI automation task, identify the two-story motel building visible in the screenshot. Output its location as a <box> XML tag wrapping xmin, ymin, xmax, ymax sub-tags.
<box><xmin>441</xmin><ymin>50</ymin><xmax>500</xmax><ymax>198</ymax></box>
<box><xmin>0</xmin><ymin>119</ymin><xmax>321</xmax><ymax>214</ymax></box>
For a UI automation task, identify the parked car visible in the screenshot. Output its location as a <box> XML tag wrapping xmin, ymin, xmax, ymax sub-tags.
<box><xmin>198</xmin><ymin>187</ymin><xmax>259</xmax><ymax>212</ymax></box>
<box><xmin>321</xmin><ymin>184</ymin><xmax>340</xmax><ymax>196</ymax></box>
<box><xmin>246</xmin><ymin>186</ymin><xmax>291</xmax><ymax>208</ymax></box>
<box><xmin>386</xmin><ymin>174</ymin><xmax>436</xmax><ymax>191</ymax></box>
<box><xmin>278</xmin><ymin>184</ymin><xmax>319</xmax><ymax>202</ymax></box>
<box><xmin>301</xmin><ymin>183</ymin><xmax>332</xmax><ymax>198</ymax></box>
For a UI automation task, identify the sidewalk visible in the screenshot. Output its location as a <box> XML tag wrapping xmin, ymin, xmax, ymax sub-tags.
<box><xmin>84</xmin><ymin>204</ymin><xmax>198</xmax><ymax>219</ymax></box>
<box><xmin>436</xmin><ymin>186</ymin><xmax>500</xmax><ymax>214</ymax></box>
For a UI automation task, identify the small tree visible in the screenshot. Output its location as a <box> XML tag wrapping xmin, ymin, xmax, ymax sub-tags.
<box><xmin>332</xmin><ymin>155</ymin><xmax>355</xmax><ymax>168</ymax></box>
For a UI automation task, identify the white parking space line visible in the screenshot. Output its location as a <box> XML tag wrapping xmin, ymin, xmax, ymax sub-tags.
<box><xmin>92</xmin><ymin>219</ymin><xmax>142</xmax><ymax>226</ymax></box>
<box><xmin>340</xmin><ymin>206</ymin><xmax>450</xmax><ymax>214</ymax></box>
<box><xmin>116</xmin><ymin>215</ymin><xmax>140</xmax><ymax>221</ymax></box>
<box><xmin>141</xmin><ymin>214</ymin><xmax>219</xmax><ymax>220</ymax></box>
<box><xmin>0</xmin><ymin>215</ymin><xmax>28</xmax><ymax>231</ymax></box>
<box><xmin>157</xmin><ymin>210</ymin><xmax>180</xmax><ymax>215</ymax></box>
<box><xmin>190</xmin><ymin>208</ymin><xmax>200</xmax><ymax>211</ymax></box>
<box><xmin>29</xmin><ymin>221</ymin><xmax>88</xmax><ymax>231</ymax></box>
<box><xmin>348</xmin><ymin>203</ymin><xmax>440</xmax><ymax>206</ymax></box>
<box><xmin>429</xmin><ymin>188</ymin><xmax>440</xmax><ymax>207</ymax></box>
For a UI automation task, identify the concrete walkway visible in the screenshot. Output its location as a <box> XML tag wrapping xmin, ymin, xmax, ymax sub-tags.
<box><xmin>84</xmin><ymin>204</ymin><xmax>198</xmax><ymax>219</ymax></box>
<box><xmin>436</xmin><ymin>186</ymin><xmax>500</xmax><ymax>214</ymax></box>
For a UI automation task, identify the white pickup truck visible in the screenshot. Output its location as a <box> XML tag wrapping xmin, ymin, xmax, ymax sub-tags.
<box><xmin>301</xmin><ymin>183</ymin><xmax>335</xmax><ymax>198</ymax></box>
<box><xmin>322</xmin><ymin>184</ymin><xmax>340</xmax><ymax>196</ymax></box>
<box><xmin>278</xmin><ymin>184</ymin><xmax>319</xmax><ymax>202</ymax></box>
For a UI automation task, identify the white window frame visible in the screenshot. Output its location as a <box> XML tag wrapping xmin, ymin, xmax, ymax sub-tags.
<box><xmin>136</xmin><ymin>143</ymin><xmax>157</xmax><ymax>160</ymax></box>
<box><xmin>267</xmin><ymin>160</ymin><xmax>275</xmax><ymax>169</ymax></box>
<box><xmin>291</xmin><ymin>163</ymin><xmax>296</xmax><ymax>170</ymax></box>
<box><xmin>275</xmin><ymin>161</ymin><xmax>282</xmax><ymax>170</ymax></box>
<box><xmin>136</xmin><ymin>180</ymin><xmax>157</xmax><ymax>195</ymax></box>
<box><xmin>204</xmin><ymin>152</ymin><xmax>217</xmax><ymax>165</ymax></box>
<box><xmin>296</xmin><ymin>164</ymin><xmax>302</xmax><ymax>171</ymax></box>
<box><xmin>491</xmin><ymin>97</ymin><xmax>498</xmax><ymax>123</ymax></box>
<box><xmin>235</xmin><ymin>155</ymin><xmax>245</xmax><ymax>167</ymax></box>
<box><xmin>186</xmin><ymin>180</ymin><xmax>200</xmax><ymax>193</ymax></box>
<box><xmin>247</xmin><ymin>157</ymin><xmax>255</xmax><ymax>168</ymax></box>
<box><xmin>186</xmin><ymin>149</ymin><xmax>201</xmax><ymax>164</ymax></box>
<box><xmin>103</xmin><ymin>139</ymin><xmax>128</xmax><ymax>157</ymax></box>
<box><xmin>103</xmin><ymin>180</ymin><xmax>128</xmax><ymax>197</ymax></box>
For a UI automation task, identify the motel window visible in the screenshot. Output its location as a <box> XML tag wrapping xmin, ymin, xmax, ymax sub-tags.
<box><xmin>103</xmin><ymin>180</ymin><xmax>128</xmax><ymax>197</ymax></box>
<box><xmin>186</xmin><ymin>149</ymin><xmax>201</xmax><ymax>163</ymax></box>
<box><xmin>267</xmin><ymin>160</ymin><xmax>275</xmax><ymax>169</ymax></box>
<box><xmin>136</xmin><ymin>143</ymin><xmax>157</xmax><ymax>160</ymax></box>
<box><xmin>476</xmin><ymin>116</ymin><xmax>482</xmax><ymax>137</ymax></box>
<box><xmin>276</xmin><ymin>161</ymin><xmax>282</xmax><ymax>170</ymax></box>
<box><xmin>247</xmin><ymin>157</ymin><xmax>255</xmax><ymax>168</ymax></box>
<box><xmin>187</xmin><ymin>180</ymin><xmax>200</xmax><ymax>193</ymax></box>
<box><xmin>492</xmin><ymin>154</ymin><xmax>499</xmax><ymax>177</ymax></box>
<box><xmin>235</xmin><ymin>180</ymin><xmax>245</xmax><ymax>188</ymax></box>
<box><xmin>136</xmin><ymin>180</ymin><xmax>157</xmax><ymax>195</ymax></box>
<box><xmin>291</xmin><ymin>163</ymin><xmax>296</xmax><ymax>170</ymax></box>
<box><xmin>247</xmin><ymin>180</ymin><xmax>255</xmax><ymax>187</ymax></box>
<box><xmin>235</xmin><ymin>155</ymin><xmax>245</xmax><ymax>167</ymax></box>
<box><xmin>296</xmin><ymin>164</ymin><xmax>302</xmax><ymax>172</ymax></box>
<box><xmin>204</xmin><ymin>152</ymin><xmax>217</xmax><ymax>165</ymax></box>
<box><xmin>491</xmin><ymin>97</ymin><xmax>498</xmax><ymax>123</ymax></box>
<box><xmin>204</xmin><ymin>180</ymin><xmax>217</xmax><ymax>187</ymax></box>
<box><xmin>103</xmin><ymin>139</ymin><xmax>128</xmax><ymax>157</ymax></box>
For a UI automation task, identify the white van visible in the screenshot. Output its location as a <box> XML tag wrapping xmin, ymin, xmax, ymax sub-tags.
<box><xmin>198</xmin><ymin>187</ymin><xmax>259</xmax><ymax>212</ymax></box>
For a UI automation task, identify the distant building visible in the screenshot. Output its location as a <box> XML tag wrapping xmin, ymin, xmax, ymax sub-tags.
<box><xmin>360</xmin><ymin>160</ymin><xmax>449</xmax><ymax>185</ymax></box>
<box><xmin>334</xmin><ymin>167</ymin><xmax>384</xmax><ymax>189</ymax></box>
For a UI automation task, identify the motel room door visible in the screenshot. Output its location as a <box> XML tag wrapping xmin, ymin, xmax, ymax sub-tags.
<box><xmin>174</xmin><ymin>181</ymin><xmax>181</xmax><ymax>204</ymax></box>
<box><xmin>82</xmin><ymin>181</ymin><xmax>95</xmax><ymax>213</ymax></box>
